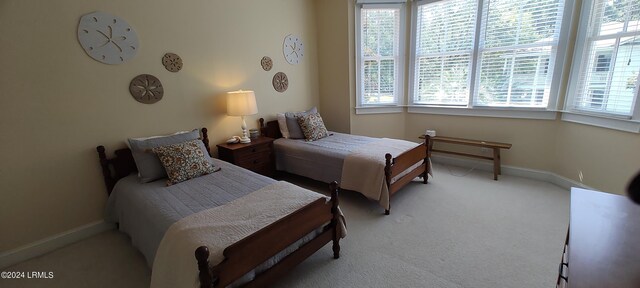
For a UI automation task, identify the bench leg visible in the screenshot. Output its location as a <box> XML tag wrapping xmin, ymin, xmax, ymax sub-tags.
<box><xmin>493</xmin><ymin>148</ymin><xmax>500</xmax><ymax>180</ymax></box>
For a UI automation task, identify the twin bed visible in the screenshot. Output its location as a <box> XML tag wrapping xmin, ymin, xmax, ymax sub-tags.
<box><xmin>97</xmin><ymin>128</ymin><xmax>343</xmax><ymax>288</ymax></box>
<box><xmin>99</xmin><ymin>117</ymin><xmax>431</xmax><ymax>287</ymax></box>
<box><xmin>260</xmin><ymin>118</ymin><xmax>431</xmax><ymax>215</ymax></box>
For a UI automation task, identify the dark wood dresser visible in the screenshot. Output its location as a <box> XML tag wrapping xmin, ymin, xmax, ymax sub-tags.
<box><xmin>216</xmin><ymin>136</ymin><xmax>275</xmax><ymax>177</ymax></box>
<box><xmin>557</xmin><ymin>188</ymin><xmax>640</xmax><ymax>287</ymax></box>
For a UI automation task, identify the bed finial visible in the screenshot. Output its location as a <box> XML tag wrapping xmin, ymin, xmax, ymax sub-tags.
<box><xmin>423</xmin><ymin>135</ymin><xmax>431</xmax><ymax>184</ymax></box>
<box><xmin>259</xmin><ymin>118</ymin><xmax>265</xmax><ymax>128</ymax></box>
<box><xmin>195</xmin><ymin>246</ymin><xmax>213</xmax><ymax>288</ymax></box>
<box><xmin>201</xmin><ymin>128</ymin><xmax>211</xmax><ymax>157</ymax></box>
<box><xmin>96</xmin><ymin>145</ymin><xmax>115</xmax><ymax>194</ymax></box>
<box><xmin>97</xmin><ymin>145</ymin><xmax>106</xmax><ymax>160</ymax></box>
<box><xmin>329</xmin><ymin>181</ymin><xmax>341</xmax><ymax>259</ymax></box>
<box><xmin>384</xmin><ymin>154</ymin><xmax>392</xmax><ymax>215</ymax></box>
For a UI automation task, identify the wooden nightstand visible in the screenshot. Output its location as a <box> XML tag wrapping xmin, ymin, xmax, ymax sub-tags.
<box><xmin>216</xmin><ymin>136</ymin><xmax>275</xmax><ymax>177</ymax></box>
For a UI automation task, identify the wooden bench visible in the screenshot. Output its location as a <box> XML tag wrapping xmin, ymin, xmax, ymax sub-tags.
<box><xmin>420</xmin><ymin>135</ymin><xmax>512</xmax><ymax>180</ymax></box>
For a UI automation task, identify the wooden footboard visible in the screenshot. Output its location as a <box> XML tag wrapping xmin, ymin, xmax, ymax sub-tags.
<box><xmin>195</xmin><ymin>182</ymin><xmax>342</xmax><ymax>288</ymax></box>
<box><xmin>383</xmin><ymin>136</ymin><xmax>430</xmax><ymax>214</ymax></box>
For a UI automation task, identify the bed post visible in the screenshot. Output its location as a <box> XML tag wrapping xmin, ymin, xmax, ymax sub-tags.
<box><xmin>423</xmin><ymin>135</ymin><xmax>431</xmax><ymax>184</ymax></box>
<box><xmin>329</xmin><ymin>181</ymin><xmax>341</xmax><ymax>259</ymax></box>
<box><xmin>96</xmin><ymin>146</ymin><xmax>115</xmax><ymax>194</ymax></box>
<box><xmin>259</xmin><ymin>118</ymin><xmax>283</xmax><ymax>139</ymax></box>
<box><xmin>195</xmin><ymin>246</ymin><xmax>213</xmax><ymax>288</ymax></box>
<box><xmin>259</xmin><ymin>118</ymin><xmax>265</xmax><ymax>135</ymax></box>
<box><xmin>384</xmin><ymin>153</ymin><xmax>392</xmax><ymax>215</ymax></box>
<box><xmin>201</xmin><ymin>128</ymin><xmax>212</xmax><ymax>157</ymax></box>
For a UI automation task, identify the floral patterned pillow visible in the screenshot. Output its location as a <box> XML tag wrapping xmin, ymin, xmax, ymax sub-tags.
<box><xmin>297</xmin><ymin>112</ymin><xmax>329</xmax><ymax>142</ymax></box>
<box><xmin>151</xmin><ymin>140</ymin><xmax>218</xmax><ymax>185</ymax></box>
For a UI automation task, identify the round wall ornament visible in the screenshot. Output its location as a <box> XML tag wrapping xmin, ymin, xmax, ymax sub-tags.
<box><xmin>77</xmin><ymin>11</ymin><xmax>139</xmax><ymax>64</ymax></box>
<box><xmin>129</xmin><ymin>74</ymin><xmax>164</xmax><ymax>104</ymax></box>
<box><xmin>162</xmin><ymin>53</ymin><xmax>183</xmax><ymax>72</ymax></box>
<box><xmin>272</xmin><ymin>72</ymin><xmax>289</xmax><ymax>93</ymax></box>
<box><xmin>283</xmin><ymin>34</ymin><xmax>303</xmax><ymax>65</ymax></box>
<box><xmin>261</xmin><ymin>56</ymin><xmax>273</xmax><ymax>71</ymax></box>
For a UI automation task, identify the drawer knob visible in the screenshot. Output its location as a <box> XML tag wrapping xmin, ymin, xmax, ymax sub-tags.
<box><xmin>251</xmin><ymin>148</ymin><xmax>256</xmax><ymax>152</ymax></box>
<box><xmin>253</xmin><ymin>160</ymin><xmax>259</xmax><ymax>164</ymax></box>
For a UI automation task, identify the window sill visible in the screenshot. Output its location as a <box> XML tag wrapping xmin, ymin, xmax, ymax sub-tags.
<box><xmin>355</xmin><ymin>106</ymin><xmax>404</xmax><ymax>115</ymax></box>
<box><xmin>561</xmin><ymin>112</ymin><xmax>640</xmax><ymax>133</ymax></box>
<box><xmin>407</xmin><ymin>105</ymin><xmax>558</xmax><ymax>120</ymax></box>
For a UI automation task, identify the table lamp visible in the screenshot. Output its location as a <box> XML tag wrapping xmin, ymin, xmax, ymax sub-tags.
<box><xmin>227</xmin><ymin>90</ymin><xmax>258</xmax><ymax>143</ymax></box>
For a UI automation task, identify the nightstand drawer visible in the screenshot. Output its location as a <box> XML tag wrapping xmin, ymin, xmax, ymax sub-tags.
<box><xmin>234</xmin><ymin>143</ymin><xmax>271</xmax><ymax>159</ymax></box>
<box><xmin>236</xmin><ymin>153</ymin><xmax>272</xmax><ymax>168</ymax></box>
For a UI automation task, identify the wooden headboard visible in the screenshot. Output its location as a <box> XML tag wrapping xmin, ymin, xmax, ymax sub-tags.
<box><xmin>259</xmin><ymin>118</ymin><xmax>282</xmax><ymax>139</ymax></box>
<box><xmin>96</xmin><ymin>128</ymin><xmax>211</xmax><ymax>195</ymax></box>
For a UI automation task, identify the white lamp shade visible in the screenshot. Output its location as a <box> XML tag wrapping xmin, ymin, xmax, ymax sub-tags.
<box><xmin>227</xmin><ymin>90</ymin><xmax>258</xmax><ymax>116</ymax></box>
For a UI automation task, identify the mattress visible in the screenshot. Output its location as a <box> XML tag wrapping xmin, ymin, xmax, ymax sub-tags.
<box><xmin>274</xmin><ymin>132</ymin><xmax>376</xmax><ymax>183</ymax></box>
<box><xmin>105</xmin><ymin>158</ymin><xmax>275</xmax><ymax>266</ymax></box>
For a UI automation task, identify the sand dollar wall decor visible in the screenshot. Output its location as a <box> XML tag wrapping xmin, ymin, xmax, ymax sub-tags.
<box><xmin>162</xmin><ymin>53</ymin><xmax>183</xmax><ymax>72</ymax></box>
<box><xmin>283</xmin><ymin>34</ymin><xmax>303</xmax><ymax>65</ymax></box>
<box><xmin>129</xmin><ymin>74</ymin><xmax>164</xmax><ymax>104</ymax></box>
<box><xmin>77</xmin><ymin>11</ymin><xmax>139</xmax><ymax>64</ymax></box>
<box><xmin>272</xmin><ymin>72</ymin><xmax>288</xmax><ymax>93</ymax></box>
<box><xmin>261</xmin><ymin>56</ymin><xmax>273</xmax><ymax>71</ymax></box>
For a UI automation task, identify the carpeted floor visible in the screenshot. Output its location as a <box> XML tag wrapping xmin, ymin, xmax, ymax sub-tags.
<box><xmin>2</xmin><ymin>164</ymin><xmax>570</xmax><ymax>288</ymax></box>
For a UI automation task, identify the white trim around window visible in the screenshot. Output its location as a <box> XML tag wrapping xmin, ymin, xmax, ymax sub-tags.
<box><xmin>561</xmin><ymin>111</ymin><xmax>640</xmax><ymax>133</ymax></box>
<box><xmin>408</xmin><ymin>0</ymin><xmax>574</xmax><ymax>118</ymax></box>
<box><xmin>355</xmin><ymin>1</ymin><xmax>406</xmax><ymax>114</ymax></box>
<box><xmin>408</xmin><ymin>106</ymin><xmax>558</xmax><ymax>120</ymax></box>
<box><xmin>563</xmin><ymin>0</ymin><xmax>640</xmax><ymax>133</ymax></box>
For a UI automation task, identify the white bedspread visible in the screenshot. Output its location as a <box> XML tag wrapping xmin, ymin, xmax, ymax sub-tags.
<box><xmin>150</xmin><ymin>181</ymin><xmax>341</xmax><ymax>288</ymax></box>
<box><xmin>340</xmin><ymin>138</ymin><xmax>421</xmax><ymax>210</ymax></box>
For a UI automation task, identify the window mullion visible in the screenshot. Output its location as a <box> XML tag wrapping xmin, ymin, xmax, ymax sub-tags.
<box><xmin>469</xmin><ymin>0</ymin><xmax>484</xmax><ymax>108</ymax></box>
<box><xmin>506</xmin><ymin>53</ymin><xmax>516</xmax><ymax>105</ymax></box>
<box><xmin>602</xmin><ymin>37</ymin><xmax>621</xmax><ymax>111</ymax></box>
<box><xmin>377</xmin><ymin>13</ymin><xmax>381</xmax><ymax>102</ymax></box>
<box><xmin>632</xmin><ymin>73</ymin><xmax>640</xmax><ymax>119</ymax></box>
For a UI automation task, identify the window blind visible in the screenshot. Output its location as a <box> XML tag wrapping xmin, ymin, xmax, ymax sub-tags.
<box><xmin>570</xmin><ymin>0</ymin><xmax>640</xmax><ymax>116</ymax></box>
<box><xmin>413</xmin><ymin>0</ymin><xmax>477</xmax><ymax>105</ymax></box>
<box><xmin>476</xmin><ymin>0</ymin><xmax>565</xmax><ymax>107</ymax></box>
<box><xmin>360</xmin><ymin>6</ymin><xmax>401</xmax><ymax>105</ymax></box>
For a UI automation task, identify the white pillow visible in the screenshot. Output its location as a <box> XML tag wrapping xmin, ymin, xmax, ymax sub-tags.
<box><xmin>125</xmin><ymin>131</ymin><xmax>190</xmax><ymax>148</ymax></box>
<box><xmin>276</xmin><ymin>113</ymin><xmax>290</xmax><ymax>138</ymax></box>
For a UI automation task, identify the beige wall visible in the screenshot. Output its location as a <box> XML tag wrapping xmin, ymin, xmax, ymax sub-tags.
<box><xmin>352</xmin><ymin>113</ymin><xmax>407</xmax><ymax>139</ymax></box>
<box><xmin>315</xmin><ymin>0</ymin><xmax>351</xmax><ymax>133</ymax></box>
<box><xmin>346</xmin><ymin>0</ymin><xmax>407</xmax><ymax>139</ymax></box>
<box><xmin>555</xmin><ymin>122</ymin><xmax>640</xmax><ymax>194</ymax></box>
<box><xmin>0</xmin><ymin>0</ymin><xmax>319</xmax><ymax>252</ymax></box>
<box><xmin>315</xmin><ymin>0</ymin><xmax>406</xmax><ymax>138</ymax></box>
<box><xmin>405</xmin><ymin>115</ymin><xmax>558</xmax><ymax>171</ymax></box>
<box><xmin>315</xmin><ymin>0</ymin><xmax>640</xmax><ymax>196</ymax></box>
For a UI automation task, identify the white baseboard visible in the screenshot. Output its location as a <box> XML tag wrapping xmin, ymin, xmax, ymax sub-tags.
<box><xmin>0</xmin><ymin>220</ymin><xmax>115</xmax><ymax>269</ymax></box>
<box><xmin>431</xmin><ymin>154</ymin><xmax>594</xmax><ymax>191</ymax></box>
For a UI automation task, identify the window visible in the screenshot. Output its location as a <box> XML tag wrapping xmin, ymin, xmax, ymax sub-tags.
<box><xmin>412</xmin><ymin>0</ymin><xmax>477</xmax><ymax>106</ymax></box>
<box><xmin>566</xmin><ymin>0</ymin><xmax>640</xmax><ymax>119</ymax></box>
<box><xmin>410</xmin><ymin>0</ymin><xmax>568</xmax><ymax>110</ymax></box>
<box><xmin>355</xmin><ymin>1</ymin><xmax>406</xmax><ymax>112</ymax></box>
